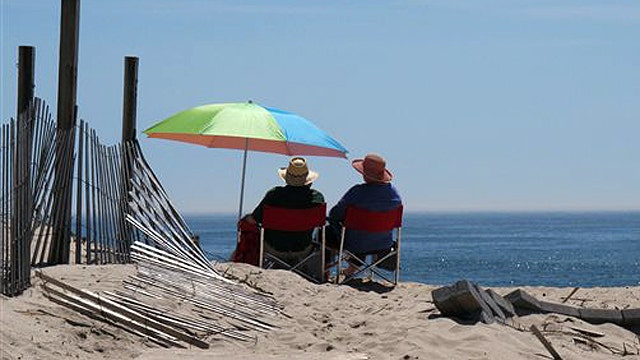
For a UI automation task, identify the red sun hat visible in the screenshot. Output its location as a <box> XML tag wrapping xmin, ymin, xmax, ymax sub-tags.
<box><xmin>352</xmin><ymin>153</ymin><xmax>393</xmax><ymax>183</ymax></box>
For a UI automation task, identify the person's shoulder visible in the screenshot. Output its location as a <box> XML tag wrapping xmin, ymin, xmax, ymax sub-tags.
<box><xmin>338</xmin><ymin>183</ymin><xmax>366</xmax><ymax>201</ymax></box>
<box><xmin>361</xmin><ymin>182</ymin><xmax>401</xmax><ymax>197</ymax></box>
<box><xmin>347</xmin><ymin>183</ymin><xmax>367</xmax><ymax>193</ymax></box>
<box><xmin>387</xmin><ymin>183</ymin><xmax>402</xmax><ymax>202</ymax></box>
<box><xmin>311</xmin><ymin>188</ymin><xmax>325</xmax><ymax>200</ymax></box>
<box><xmin>264</xmin><ymin>186</ymin><xmax>284</xmax><ymax>196</ymax></box>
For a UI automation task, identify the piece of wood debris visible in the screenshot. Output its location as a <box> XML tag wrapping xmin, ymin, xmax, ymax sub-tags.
<box><xmin>530</xmin><ymin>324</ymin><xmax>563</xmax><ymax>360</ymax></box>
<box><xmin>572</xmin><ymin>336</ymin><xmax>588</xmax><ymax>345</ymax></box>
<box><xmin>582</xmin><ymin>337</ymin><xmax>624</xmax><ymax>355</ymax></box>
<box><xmin>569</xmin><ymin>326</ymin><xmax>605</xmax><ymax>338</ymax></box>
<box><xmin>561</xmin><ymin>287</ymin><xmax>580</xmax><ymax>303</ymax></box>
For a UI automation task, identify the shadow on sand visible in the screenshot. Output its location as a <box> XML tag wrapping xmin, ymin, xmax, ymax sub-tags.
<box><xmin>342</xmin><ymin>278</ymin><xmax>396</xmax><ymax>294</ymax></box>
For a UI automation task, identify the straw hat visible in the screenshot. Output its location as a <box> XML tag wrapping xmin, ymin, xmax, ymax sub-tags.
<box><xmin>278</xmin><ymin>157</ymin><xmax>319</xmax><ymax>186</ymax></box>
<box><xmin>352</xmin><ymin>153</ymin><xmax>393</xmax><ymax>183</ymax></box>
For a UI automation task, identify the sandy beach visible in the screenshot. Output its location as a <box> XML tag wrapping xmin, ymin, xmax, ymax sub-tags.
<box><xmin>1</xmin><ymin>263</ymin><xmax>639</xmax><ymax>360</ymax></box>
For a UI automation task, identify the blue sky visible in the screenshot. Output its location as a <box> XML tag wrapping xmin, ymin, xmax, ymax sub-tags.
<box><xmin>2</xmin><ymin>0</ymin><xmax>639</xmax><ymax>213</ymax></box>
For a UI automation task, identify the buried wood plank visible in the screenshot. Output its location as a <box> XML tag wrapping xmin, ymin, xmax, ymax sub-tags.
<box><xmin>505</xmin><ymin>289</ymin><xmax>542</xmax><ymax>313</ymax></box>
<box><xmin>432</xmin><ymin>280</ymin><xmax>495</xmax><ymax>324</ymax></box>
<box><xmin>538</xmin><ymin>301</ymin><xmax>581</xmax><ymax>318</ymax></box>
<box><xmin>433</xmin><ymin>280</ymin><xmax>482</xmax><ymax>314</ymax></box>
<box><xmin>473</xmin><ymin>284</ymin><xmax>506</xmax><ymax>323</ymax></box>
<box><xmin>621</xmin><ymin>308</ymin><xmax>640</xmax><ymax>326</ymax></box>
<box><xmin>530</xmin><ymin>324</ymin><xmax>563</xmax><ymax>360</ymax></box>
<box><xmin>485</xmin><ymin>289</ymin><xmax>516</xmax><ymax>318</ymax></box>
<box><xmin>578</xmin><ymin>308</ymin><xmax>624</xmax><ymax>325</ymax></box>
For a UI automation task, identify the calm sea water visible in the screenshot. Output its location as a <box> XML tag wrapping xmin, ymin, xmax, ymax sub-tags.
<box><xmin>185</xmin><ymin>211</ymin><xmax>640</xmax><ymax>287</ymax></box>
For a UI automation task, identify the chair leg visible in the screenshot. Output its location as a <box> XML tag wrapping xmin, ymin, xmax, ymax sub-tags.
<box><xmin>395</xmin><ymin>228</ymin><xmax>402</xmax><ymax>285</ymax></box>
<box><xmin>336</xmin><ymin>227</ymin><xmax>346</xmax><ymax>284</ymax></box>
<box><xmin>338</xmin><ymin>251</ymin><xmax>369</xmax><ymax>284</ymax></box>
<box><xmin>320</xmin><ymin>227</ymin><xmax>326</xmax><ymax>283</ymax></box>
<box><xmin>263</xmin><ymin>251</ymin><xmax>322</xmax><ymax>283</ymax></box>
<box><xmin>259</xmin><ymin>229</ymin><xmax>265</xmax><ymax>268</ymax></box>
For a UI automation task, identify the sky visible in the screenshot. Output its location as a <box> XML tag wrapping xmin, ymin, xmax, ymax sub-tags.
<box><xmin>2</xmin><ymin>0</ymin><xmax>639</xmax><ymax>214</ymax></box>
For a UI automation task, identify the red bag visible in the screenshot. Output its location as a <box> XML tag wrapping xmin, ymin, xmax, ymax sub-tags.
<box><xmin>231</xmin><ymin>218</ymin><xmax>260</xmax><ymax>266</ymax></box>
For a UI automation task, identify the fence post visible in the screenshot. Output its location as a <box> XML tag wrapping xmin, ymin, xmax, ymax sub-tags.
<box><xmin>120</xmin><ymin>56</ymin><xmax>138</xmax><ymax>259</ymax></box>
<box><xmin>122</xmin><ymin>56</ymin><xmax>138</xmax><ymax>144</ymax></box>
<box><xmin>51</xmin><ymin>0</ymin><xmax>80</xmax><ymax>264</ymax></box>
<box><xmin>14</xmin><ymin>45</ymin><xmax>36</xmax><ymax>292</ymax></box>
<box><xmin>17</xmin><ymin>46</ymin><xmax>35</xmax><ymax>118</ymax></box>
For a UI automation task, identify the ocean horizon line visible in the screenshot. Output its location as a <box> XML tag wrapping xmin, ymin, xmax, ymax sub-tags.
<box><xmin>180</xmin><ymin>208</ymin><xmax>640</xmax><ymax>217</ymax></box>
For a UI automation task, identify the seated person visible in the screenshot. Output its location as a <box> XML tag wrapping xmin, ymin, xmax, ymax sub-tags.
<box><xmin>245</xmin><ymin>157</ymin><xmax>325</xmax><ymax>279</ymax></box>
<box><xmin>327</xmin><ymin>153</ymin><xmax>402</xmax><ymax>268</ymax></box>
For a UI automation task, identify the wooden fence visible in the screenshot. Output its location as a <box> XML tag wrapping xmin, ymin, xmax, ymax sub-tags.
<box><xmin>1</xmin><ymin>98</ymin><xmax>149</xmax><ymax>296</ymax></box>
<box><xmin>1</xmin><ymin>98</ymin><xmax>55</xmax><ymax>296</ymax></box>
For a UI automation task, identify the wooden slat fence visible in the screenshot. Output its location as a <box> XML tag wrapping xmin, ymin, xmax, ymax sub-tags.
<box><xmin>123</xmin><ymin>140</ymin><xmax>206</xmax><ymax>269</ymax></box>
<box><xmin>2</xmin><ymin>98</ymin><xmax>55</xmax><ymax>296</ymax></box>
<box><xmin>2</xmin><ymin>97</ymin><xmax>239</xmax><ymax>298</ymax></box>
<box><xmin>69</xmin><ymin>121</ymin><xmax>134</xmax><ymax>266</ymax></box>
<box><xmin>1</xmin><ymin>98</ymin><xmax>143</xmax><ymax>296</ymax></box>
<box><xmin>2</xmin><ymin>99</ymin><xmax>284</xmax><ymax>346</ymax></box>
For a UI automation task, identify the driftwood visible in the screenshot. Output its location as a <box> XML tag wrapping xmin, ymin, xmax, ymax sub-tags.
<box><xmin>622</xmin><ymin>308</ymin><xmax>640</xmax><ymax>326</ymax></box>
<box><xmin>530</xmin><ymin>324</ymin><xmax>563</xmax><ymax>360</ymax></box>
<box><xmin>432</xmin><ymin>281</ymin><xmax>640</xmax><ymax>328</ymax></box>
<box><xmin>507</xmin><ymin>289</ymin><xmax>640</xmax><ymax>326</ymax></box>
<box><xmin>432</xmin><ymin>280</ymin><xmax>508</xmax><ymax>324</ymax></box>
<box><xmin>561</xmin><ymin>287</ymin><xmax>580</xmax><ymax>303</ymax></box>
<box><xmin>433</xmin><ymin>281</ymin><xmax>640</xmax><ymax>358</ymax></box>
<box><xmin>569</xmin><ymin>326</ymin><xmax>605</xmax><ymax>338</ymax></box>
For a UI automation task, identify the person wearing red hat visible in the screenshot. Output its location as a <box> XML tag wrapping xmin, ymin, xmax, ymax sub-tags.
<box><xmin>327</xmin><ymin>153</ymin><xmax>403</xmax><ymax>256</ymax></box>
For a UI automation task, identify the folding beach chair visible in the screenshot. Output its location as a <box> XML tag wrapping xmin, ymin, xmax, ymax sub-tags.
<box><xmin>331</xmin><ymin>205</ymin><xmax>403</xmax><ymax>285</ymax></box>
<box><xmin>258</xmin><ymin>203</ymin><xmax>327</xmax><ymax>283</ymax></box>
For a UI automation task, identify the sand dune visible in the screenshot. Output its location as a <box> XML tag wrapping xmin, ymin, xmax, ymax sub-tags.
<box><xmin>1</xmin><ymin>263</ymin><xmax>639</xmax><ymax>359</ymax></box>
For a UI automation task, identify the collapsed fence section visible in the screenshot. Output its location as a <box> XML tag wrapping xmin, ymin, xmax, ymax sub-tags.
<box><xmin>123</xmin><ymin>140</ymin><xmax>210</xmax><ymax>272</ymax></box>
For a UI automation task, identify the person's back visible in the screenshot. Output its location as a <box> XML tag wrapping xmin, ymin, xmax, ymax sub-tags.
<box><xmin>253</xmin><ymin>184</ymin><xmax>324</xmax><ymax>251</ymax></box>
<box><xmin>328</xmin><ymin>153</ymin><xmax>402</xmax><ymax>254</ymax></box>
<box><xmin>246</xmin><ymin>157</ymin><xmax>325</xmax><ymax>281</ymax></box>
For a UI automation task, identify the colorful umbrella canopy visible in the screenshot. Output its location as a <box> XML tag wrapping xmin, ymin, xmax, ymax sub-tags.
<box><xmin>144</xmin><ymin>102</ymin><xmax>348</xmax><ymax>158</ymax></box>
<box><xmin>144</xmin><ymin>102</ymin><xmax>348</xmax><ymax>220</ymax></box>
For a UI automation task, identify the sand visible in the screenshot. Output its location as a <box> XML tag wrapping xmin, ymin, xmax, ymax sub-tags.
<box><xmin>1</xmin><ymin>263</ymin><xmax>639</xmax><ymax>359</ymax></box>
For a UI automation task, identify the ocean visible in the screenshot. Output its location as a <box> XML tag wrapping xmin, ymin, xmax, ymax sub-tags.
<box><xmin>184</xmin><ymin>211</ymin><xmax>640</xmax><ymax>287</ymax></box>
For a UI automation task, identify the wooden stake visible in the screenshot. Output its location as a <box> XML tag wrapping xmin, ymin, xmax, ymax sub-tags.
<box><xmin>561</xmin><ymin>287</ymin><xmax>579</xmax><ymax>304</ymax></box>
<box><xmin>530</xmin><ymin>324</ymin><xmax>563</xmax><ymax>360</ymax></box>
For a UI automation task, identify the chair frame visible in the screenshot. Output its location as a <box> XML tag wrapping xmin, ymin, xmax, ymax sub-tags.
<box><xmin>333</xmin><ymin>205</ymin><xmax>403</xmax><ymax>285</ymax></box>
<box><xmin>258</xmin><ymin>203</ymin><xmax>327</xmax><ymax>283</ymax></box>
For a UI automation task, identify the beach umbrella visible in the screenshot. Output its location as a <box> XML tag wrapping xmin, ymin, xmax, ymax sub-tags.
<box><xmin>143</xmin><ymin>101</ymin><xmax>348</xmax><ymax>220</ymax></box>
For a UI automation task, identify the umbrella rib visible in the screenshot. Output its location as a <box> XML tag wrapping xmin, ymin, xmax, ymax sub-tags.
<box><xmin>284</xmin><ymin>140</ymin><xmax>293</xmax><ymax>157</ymax></box>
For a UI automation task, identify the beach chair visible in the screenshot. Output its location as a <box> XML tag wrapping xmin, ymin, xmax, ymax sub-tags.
<box><xmin>331</xmin><ymin>205</ymin><xmax>403</xmax><ymax>285</ymax></box>
<box><xmin>258</xmin><ymin>203</ymin><xmax>327</xmax><ymax>283</ymax></box>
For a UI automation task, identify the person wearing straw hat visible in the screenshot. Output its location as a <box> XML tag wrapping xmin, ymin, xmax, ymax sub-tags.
<box><xmin>245</xmin><ymin>157</ymin><xmax>325</xmax><ymax>277</ymax></box>
<box><xmin>327</xmin><ymin>153</ymin><xmax>402</xmax><ymax>255</ymax></box>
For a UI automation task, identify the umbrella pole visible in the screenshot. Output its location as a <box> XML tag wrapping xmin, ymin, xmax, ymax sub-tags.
<box><xmin>237</xmin><ymin>138</ymin><xmax>249</xmax><ymax>224</ymax></box>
